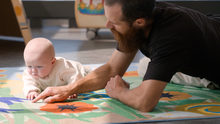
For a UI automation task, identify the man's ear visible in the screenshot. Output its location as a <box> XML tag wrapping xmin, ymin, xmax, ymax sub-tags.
<box><xmin>133</xmin><ymin>18</ymin><xmax>146</xmax><ymax>28</ymax></box>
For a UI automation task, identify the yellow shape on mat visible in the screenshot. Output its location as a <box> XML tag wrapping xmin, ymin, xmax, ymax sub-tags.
<box><xmin>0</xmin><ymin>73</ymin><xmax>24</xmax><ymax>96</ymax></box>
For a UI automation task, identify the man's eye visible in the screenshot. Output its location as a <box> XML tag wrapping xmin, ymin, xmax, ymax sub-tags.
<box><xmin>28</xmin><ymin>66</ymin><xmax>32</xmax><ymax>68</ymax></box>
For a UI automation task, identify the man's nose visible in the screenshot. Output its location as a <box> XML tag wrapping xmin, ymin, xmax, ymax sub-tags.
<box><xmin>106</xmin><ymin>20</ymin><xmax>113</xmax><ymax>29</ymax></box>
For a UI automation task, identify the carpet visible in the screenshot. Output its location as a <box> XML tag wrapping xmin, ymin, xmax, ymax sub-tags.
<box><xmin>1</xmin><ymin>64</ymin><xmax>220</xmax><ymax>124</ymax></box>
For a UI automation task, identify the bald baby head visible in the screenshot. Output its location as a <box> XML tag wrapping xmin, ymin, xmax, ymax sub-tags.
<box><xmin>24</xmin><ymin>37</ymin><xmax>55</xmax><ymax>61</ymax></box>
<box><xmin>24</xmin><ymin>38</ymin><xmax>56</xmax><ymax>78</ymax></box>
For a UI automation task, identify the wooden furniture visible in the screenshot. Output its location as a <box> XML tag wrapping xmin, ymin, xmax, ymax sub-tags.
<box><xmin>0</xmin><ymin>0</ymin><xmax>32</xmax><ymax>44</ymax></box>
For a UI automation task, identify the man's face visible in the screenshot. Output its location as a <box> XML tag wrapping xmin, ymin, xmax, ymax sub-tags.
<box><xmin>104</xmin><ymin>3</ymin><xmax>130</xmax><ymax>36</ymax></box>
<box><xmin>111</xmin><ymin>25</ymin><xmax>147</xmax><ymax>52</ymax></box>
<box><xmin>104</xmin><ymin>4</ymin><xmax>147</xmax><ymax>52</ymax></box>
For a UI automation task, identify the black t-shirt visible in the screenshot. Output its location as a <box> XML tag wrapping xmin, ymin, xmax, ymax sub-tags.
<box><xmin>138</xmin><ymin>2</ymin><xmax>220</xmax><ymax>84</ymax></box>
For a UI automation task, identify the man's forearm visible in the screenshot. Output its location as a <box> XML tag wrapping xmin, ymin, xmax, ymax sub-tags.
<box><xmin>116</xmin><ymin>80</ymin><xmax>167</xmax><ymax>112</ymax></box>
<box><xmin>69</xmin><ymin>63</ymin><xmax>115</xmax><ymax>94</ymax></box>
<box><xmin>116</xmin><ymin>85</ymin><xmax>155</xmax><ymax>112</ymax></box>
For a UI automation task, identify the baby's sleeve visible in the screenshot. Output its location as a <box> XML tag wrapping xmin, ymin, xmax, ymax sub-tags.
<box><xmin>22</xmin><ymin>70</ymin><xmax>41</xmax><ymax>97</ymax></box>
<box><xmin>60</xmin><ymin>68</ymin><xmax>83</xmax><ymax>85</ymax></box>
<box><xmin>60</xmin><ymin>62</ymin><xmax>91</xmax><ymax>84</ymax></box>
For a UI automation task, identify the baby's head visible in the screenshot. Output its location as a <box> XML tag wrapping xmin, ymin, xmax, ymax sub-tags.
<box><xmin>24</xmin><ymin>37</ymin><xmax>56</xmax><ymax>79</ymax></box>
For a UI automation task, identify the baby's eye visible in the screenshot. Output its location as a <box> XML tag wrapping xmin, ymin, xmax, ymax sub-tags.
<box><xmin>27</xmin><ymin>66</ymin><xmax>32</xmax><ymax>68</ymax></box>
<box><xmin>36</xmin><ymin>66</ymin><xmax>43</xmax><ymax>69</ymax></box>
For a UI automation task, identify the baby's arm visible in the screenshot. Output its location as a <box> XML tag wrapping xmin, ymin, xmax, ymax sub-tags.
<box><xmin>22</xmin><ymin>71</ymin><xmax>41</xmax><ymax>99</ymax></box>
<box><xmin>68</xmin><ymin>94</ymin><xmax>78</xmax><ymax>99</ymax></box>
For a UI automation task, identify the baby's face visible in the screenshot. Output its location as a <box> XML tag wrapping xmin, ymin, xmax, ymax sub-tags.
<box><xmin>25</xmin><ymin>56</ymin><xmax>54</xmax><ymax>79</ymax></box>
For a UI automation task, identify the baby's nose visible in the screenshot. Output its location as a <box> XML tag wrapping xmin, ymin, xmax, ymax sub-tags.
<box><xmin>31</xmin><ymin>67</ymin><xmax>37</xmax><ymax>73</ymax></box>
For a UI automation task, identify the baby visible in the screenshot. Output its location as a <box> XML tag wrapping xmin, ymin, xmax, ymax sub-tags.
<box><xmin>23</xmin><ymin>37</ymin><xmax>91</xmax><ymax>100</ymax></box>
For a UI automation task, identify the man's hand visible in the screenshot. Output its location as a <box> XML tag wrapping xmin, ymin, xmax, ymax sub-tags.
<box><xmin>32</xmin><ymin>85</ymin><xmax>71</xmax><ymax>103</ymax></box>
<box><xmin>105</xmin><ymin>75</ymin><xmax>129</xmax><ymax>99</ymax></box>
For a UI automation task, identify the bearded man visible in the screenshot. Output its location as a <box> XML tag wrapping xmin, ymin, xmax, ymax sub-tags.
<box><xmin>33</xmin><ymin>0</ymin><xmax>220</xmax><ymax>112</ymax></box>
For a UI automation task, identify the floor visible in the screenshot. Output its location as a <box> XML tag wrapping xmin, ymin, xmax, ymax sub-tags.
<box><xmin>0</xmin><ymin>19</ymin><xmax>144</xmax><ymax>67</ymax></box>
<box><xmin>1</xmin><ymin>19</ymin><xmax>220</xmax><ymax>124</ymax></box>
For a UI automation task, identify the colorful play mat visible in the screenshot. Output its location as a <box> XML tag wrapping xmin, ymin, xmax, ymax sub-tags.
<box><xmin>1</xmin><ymin>64</ymin><xmax>220</xmax><ymax>124</ymax></box>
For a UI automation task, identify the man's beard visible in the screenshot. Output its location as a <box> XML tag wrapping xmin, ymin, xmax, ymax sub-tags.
<box><xmin>111</xmin><ymin>26</ymin><xmax>147</xmax><ymax>53</ymax></box>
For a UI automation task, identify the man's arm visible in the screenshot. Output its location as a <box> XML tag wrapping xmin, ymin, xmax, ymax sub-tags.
<box><xmin>70</xmin><ymin>49</ymin><xmax>137</xmax><ymax>93</ymax></box>
<box><xmin>32</xmin><ymin>49</ymin><xmax>137</xmax><ymax>103</ymax></box>
<box><xmin>105</xmin><ymin>75</ymin><xmax>167</xmax><ymax>112</ymax></box>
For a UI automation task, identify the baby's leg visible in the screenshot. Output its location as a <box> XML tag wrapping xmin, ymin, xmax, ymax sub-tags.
<box><xmin>171</xmin><ymin>73</ymin><xmax>220</xmax><ymax>89</ymax></box>
<box><xmin>137</xmin><ymin>57</ymin><xmax>150</xmax><ymax>78</ymax></box>
<box><xmin>171</xmin><ymin>72</ymin><xmax>209</xmax><ymax>87</ymax></box>
<box><xmin>137</xmin><ymin>57</ymin><xmax>218</xmax><ymax>89</ymax></box>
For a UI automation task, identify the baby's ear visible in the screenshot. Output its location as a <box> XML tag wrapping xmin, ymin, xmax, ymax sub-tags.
<box><xmin>51</xmin><ymin>57</ymin><xmax>56</xmax><ymax>64</ymax></box>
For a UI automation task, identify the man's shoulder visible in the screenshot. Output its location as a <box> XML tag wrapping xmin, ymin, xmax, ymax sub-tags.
<box><xmin>155</xmin><ymin>1</ymin><xmax>206</xmax><ymax>18</ymax></box>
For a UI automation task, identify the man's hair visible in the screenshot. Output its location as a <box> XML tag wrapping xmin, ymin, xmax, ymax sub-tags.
<box><xmin>105</xmin><ymin>0</ymin><xmax>155</xmax><ymax>23</ymax></box>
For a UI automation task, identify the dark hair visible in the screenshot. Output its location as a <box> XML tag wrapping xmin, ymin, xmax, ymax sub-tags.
<box><xmin>105</xmin><ymin>0</ymin><xmax>155</xmax><ymax>24</ymax></box>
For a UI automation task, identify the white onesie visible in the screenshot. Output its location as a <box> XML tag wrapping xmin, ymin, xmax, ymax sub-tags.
<box><xmin>23</xmin><ymin>57</ymin><xmax>91</xmax><ymax>97</ymax></box>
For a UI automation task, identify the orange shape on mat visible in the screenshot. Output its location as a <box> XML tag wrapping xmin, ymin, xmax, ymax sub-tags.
<box><xmin>0</xmin><ymin>70</ymin><xmax>6</xmax><ymax>77</ymax></box>
<box><xmin>0</xmin><ymin>75</ymin><xmax>5</xmax><ymax>77</ymax></box>
<box><xmin>0</xmin><ymin>70</ymin><xmax>6</xmax><ymax>72</ymax></box>
<box><xmin>124</xmin><ymin>71</ymin><xmax>138</xmax><ymax>77</ymax></box>
<box><xmin>40</xmin><ymin>102</ymin><xmax>98</xmax><ymax>113</ymax></box>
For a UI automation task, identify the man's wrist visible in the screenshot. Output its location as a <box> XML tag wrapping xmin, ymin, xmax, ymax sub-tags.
<box><xmin>116</xmin><ymin>87</ymin><xmax>129</xmax><ymax>100</ymax></box>
<box><xmin>67</xmin><ymin>81</ymin><xmax>79</xmax><ymax>95</ymax></box>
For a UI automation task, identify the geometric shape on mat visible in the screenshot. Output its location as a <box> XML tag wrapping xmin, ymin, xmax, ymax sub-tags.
<box><xmin>40</xmin><ymin>102</ymin><xmax>98</xmax><ymax>113</ymax></box>
<box><xmin>176</xmin><ymin>102</ymin><xmax>220</xmax><ymax>115</ymax></box>
<box><xmin>0</xmin><ymin>97</ymin><xmax>26</xmax><ymax>105</ymax></box>
<box><xmin>0</xmin><ymin>70</ymin><xmax>6</xmax><ymax>78</ymax></box>
<box><xmin>160</xmin><ymin>91</ymin><xmax>192</xmax><ymax>101</ymax></box>
<box><xmin>0</xmin><ymin>108</ymin><xmax>24</xmax><ymax>113</ymax></box>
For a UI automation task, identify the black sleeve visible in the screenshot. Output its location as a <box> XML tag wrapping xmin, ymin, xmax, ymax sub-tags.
<box><xmin>142</xmin><ymin>23</ymin><xmax>191</xmax><ymax>82</ymax></box>
<box><xmin>143</xmin><ymin>47</ymin><xmax>189</xmax><ymax>82</ymax></box>
<box><xmin>142</xmin><ymin>8</ymin><xmax>194</xmax><ymax>82</ymax></box>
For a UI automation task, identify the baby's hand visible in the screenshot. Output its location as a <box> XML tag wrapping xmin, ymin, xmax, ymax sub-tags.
<box><xmin>27</xmin><ymin>91</ymin><xmax>40</xmax><ymax>100</ymax></box>
<box><xmin>68</xmin><ymin>94</ymin><xmax>78</xmax><ymax>99</ymax></box>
